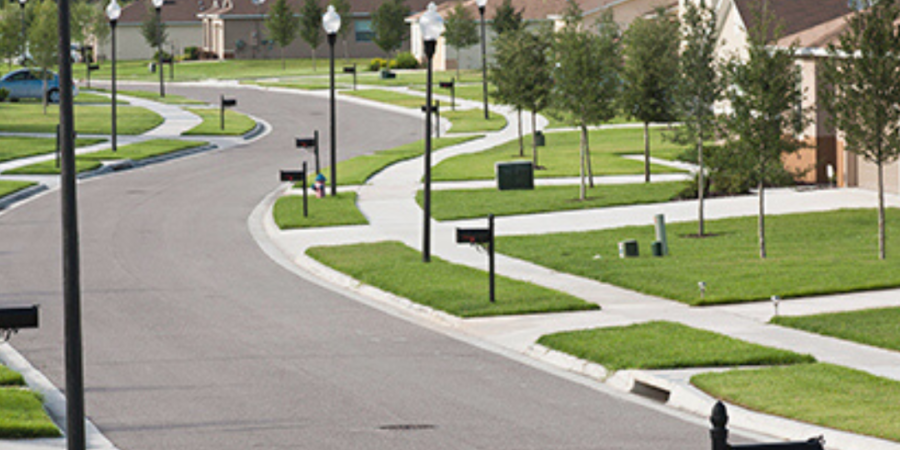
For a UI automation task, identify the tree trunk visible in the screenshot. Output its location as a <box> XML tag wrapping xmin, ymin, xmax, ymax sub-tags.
<box><xmin>586</xmin><ymin>131</ymin><xmax>594</xmax><ymax>188</ymax></box>
<box><xmin>758</xmin><ymin>176</ymin><xmax>766</xmax><ymax>259</ymax></box>
<box><xmin>456</xmin><ymin>48</ymin><xmax>461</xmax><ymax>81</ymax></box>
<box><xmin>281</xmin><ymin>47</ymin><xmax>285</xmax><ymax>71</ymax></box>
<box><xmin>343</xmin><ymin>38</ymin><xmax>349</xmax><ymax>62</ymax></box>
<box><xmin>697</xmin><ymin>135</ymin><xmax>705</xmax><ymax>237</ymax></box>
<box><xmin>644</xmin><ymin>121</ymin><xmax>650</xmax><ymax>183</ymax></box>
<box><xmin>531</xmin><ymin>109</ymin><xmax>538</xmax><ymax>168</ymax></box>
<box><xmin>517</xmin><ymin>108</ymin><xmax>524</xmax><ymax>157</ymax></box>
<box><xmin>879</xmin><ymin>160</ymin><xmax>886</xmax><ymax>260</ymax></box>
<box><xmin>41</xmin><ymin>77</ymin><xmax>47</xmax><ymax>115</ymax></box>
<box><xmin>580</xmin><ymin>124</ymin><xmax>588</xmax><ymax>201</ymax></box>
<box><xmin>312</xmin><ymin>49</ymin><xmax>317</xmax><ymax>72</ymax></box>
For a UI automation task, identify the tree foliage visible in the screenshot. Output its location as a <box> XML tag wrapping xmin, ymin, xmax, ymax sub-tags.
<box><xmin>267</xmin><ymin>0</ymin><xmax>300</xmax><ymax>70</ymax></box>
<box><xmin>0</xmin><ymin>7</ymin><xmax>21</xmax><ymax>71</ymax></box>
<box><xmin>140</xmin><ymin>3</ymin><xmax>167</xmax><ymax>49</ymax></box>
<box><xmin>443</xmin><ymin>3</ymin><xmax>478</xmax><ymax>79</ymax></box>
<box><xmin>721</xmin><ymin>2</ymin><xmax>808</xmax><ymax>259</ymax></box>
<box><xmin>27</xmin><ymin>0</ymin><xmax>57</xmax><ymax>114</ymax></box>
<box><xmin>372</xmin><ymin>0</ymin><xmax>409</xmax><ymax>60</ymax></box>
<box><xmin>298</xmin><ymin>0</ymin><xmax>322</xmax><ymax>71</ymax></box>
<box><xmin>329</xmin><ymin>0</ymin><xmax>352</xmax><ymax>59</ymax></box>
<box><xmin>621</xmin><ymin>8</ymin><xmax>679</xmax><ymax>182</ymax></box>
<box><xmin>820</xmin><ymin>0</ymin><xmax>900</xmax><ymax>260</ymax></box>
<box><xmin>550</xmin><ymin>5</ymin><xmax>621</xmax><ymax>200</ymax></box>
<box><xmin>490</xmin><ymin>0</ymin><xmax>523</xmax><ymax>36</ymax></box>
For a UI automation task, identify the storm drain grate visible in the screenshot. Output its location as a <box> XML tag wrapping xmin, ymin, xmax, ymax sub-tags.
<box><xmin>378</xmin><ymin>424</ymin><xmax>437</xmax><ymax>431</ymax></box>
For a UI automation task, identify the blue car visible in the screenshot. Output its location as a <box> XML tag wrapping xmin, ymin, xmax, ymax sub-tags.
<box><xmin>0</xmin><ymin>69</ymin><xmax>79</xmax><ymax>103</ymax></box>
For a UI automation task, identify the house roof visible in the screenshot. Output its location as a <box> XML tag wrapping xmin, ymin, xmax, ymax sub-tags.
<box><xmin>408</xmin><ymin>0</ymin><xmax>571</xmax><ymax>21</ymax></box>
<box><xmin>734</xmin><ymin>0</ymin><xmax>852</xmax><ymax>44</ymax></box>
<box><xmin>200</xmin><ymin>0</ymin><xmax>456</xmax><ymax>19</ymax></box>
<box><xmin>119</xmin><ymin>0</ymin><xmax>208</xmax><ymax>24</ymax></box>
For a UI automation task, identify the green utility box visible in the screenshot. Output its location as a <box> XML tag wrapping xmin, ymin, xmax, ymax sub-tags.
<box><xmin>619</xmin><ymin>240</ymin><xmax>639</xmax><ymax>258</ymax></box>
<box><xmin>651</xmin><ymin>241</ymin><xmax>664</xmax><ymax>257</ymax></box>
<box><xmin>380</xmin><ymin>70</ymin><xmax>396</xmax><ymax>79</ymax></box>
<box><xmin>496</xmin><ymin>161</ymin><xmax>535</xmax><ymax>190</ymax></box>
<box><xmin>535</xmin><ymin>131</ymin><xmax>546</xmax><ymax>147</ymax></box>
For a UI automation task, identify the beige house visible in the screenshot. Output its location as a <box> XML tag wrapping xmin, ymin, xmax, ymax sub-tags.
<box><xmin>94</xmin><ymin>0</ymin><xmax>205</xmax><ymax>61</ymax></box>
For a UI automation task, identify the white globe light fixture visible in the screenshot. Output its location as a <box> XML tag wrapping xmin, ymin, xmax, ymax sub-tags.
<box><xmin>420</xmin><ymin>2</ymin><xmax>444</xmax><ymax>44</ymax></box>
<box><xmin>18</xmin><ymin>0</ymin><xmax>26</xmax><ymax>6</ymax></box>
<box><xmin>106</xmin><ymin>0</ymin><xmax>121</xmax><ymax>21</ymax></box>
<box><xmin>152</xmin><ymin>0</ymin><xmax>163</xmax><ymax>8</ymax></box>
<box><xmin>475</xmin><ymin>0</ymin><xmax>487</xmax><ymax>8</ymax></box>
<box><xmin>322</xmin><ymin>5</ymin><xmax>341</xmax><ymax>35</ymax></box>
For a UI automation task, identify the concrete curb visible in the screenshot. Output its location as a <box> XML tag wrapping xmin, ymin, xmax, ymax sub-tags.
<box><xmin>0</xmin><ymin>185</ymin><xmax>48</xmax><ymax>211</ymax></box>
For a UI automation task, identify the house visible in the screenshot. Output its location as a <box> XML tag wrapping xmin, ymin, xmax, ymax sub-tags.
<box><xmin>94</xmin><ymin>0</ymin><xmax>206</xmax><ymax>61</ymax></box>
<box><xmin>199</xmin><ymin>0</ymin><xmax>456</xmax><ymax>61</ymax></box>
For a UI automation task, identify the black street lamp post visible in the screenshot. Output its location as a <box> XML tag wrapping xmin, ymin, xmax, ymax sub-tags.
<box><xmin>323</xmin><ymin>5</ymin><xmax>341</xmax><ymax>197</ymax></box>
<box><xmin>152</xmin><ymin>0</ymin><xmax>164</xmax><ymax>97</ymax></box>
<box><xmin>107</xmin><ymin>0</ymin><xmax>120</xmax><ymax>152</ymax></box>
<box><xmin>420</xmin><ymin>2</ymin><xmax>443</xmax><ymax>263</ymax></box>
<box><xmin>476</xmin><ymin>0</ymin><xmax>488</xmax><ymax>120</ymax></box>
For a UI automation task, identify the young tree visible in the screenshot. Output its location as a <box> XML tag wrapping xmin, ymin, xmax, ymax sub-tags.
<box><xmin>491</xmin><ymin>0</ymin><xmax>523</xmax><ymax>36</ymax></box>
<box><xmin>0</xmin><ymin>8</ymin><xmax>20</xmax><ymax>71</ymax></box>
<box><xmin>443</xmin><ymin>3</ymin><xmax>478</xmax><ymax>80</ymax></box>
<box><xmin>721</xmin><ymin>3</ymin><xmax>807</xmax><ymax>259</ymax></box>
<box><xmin>329</xmin><ymin>0</ymin><xmax>351</xmax><ymax>60</ymax></box>
<box><xmin>621</xmin><ymin>8</ymin><xmax>679</xmax><ymax>183</ymax></box>
<box><xmin>551</xmin><ymin>5</ymin><xmax>621</xmax><ymax>200</ymax></box>
<box><xmin>89</xmin><ymin>1</ymin><xmax>112</xmax><ymax>53</ymax></box>
<box><xmin>820</xmin><ymin>0</ymin><xmax>900</xmax><ymax>260</ymax></box>
<box><xmin>298</xmin><ymin>0</ymin><xmax>323</xmax><ymax>71</ymax></box>
<box><xmin>27</xmin><ymin>0</ymin><xmax>57</xmax><ymax>114</ymax></box>
<box><xmin>372</xmin><ymin>0</ymin><xmax>409</xmax><ymax>61</ymax></box>
<box><xmin>668</xmin><ymin>0</ymin><xmax>722</xmax><ymax>237</ymax></box>
<box><xmin>267</xmin><ymin>0</ymin><xmax>300</xmax><ymax>70</ymax></box>
<box><xmin>490</xmin><ymin>29</ymin><xmax>527</xmax><ymax>155</ymax></box>
<box><xmin>140</xmin><ymin>3</ymin><xmax>168</xmax><ymax>53</ymax></box>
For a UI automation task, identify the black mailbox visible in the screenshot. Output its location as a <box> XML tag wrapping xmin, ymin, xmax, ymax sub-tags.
<box><xmin>221</xmin><ymin>98</ymin><xmax>237</xmax><ymax>107</ymax></box>
<box><xmin>280</xmin><ymin>170</ymin><xmax>306</xmax><ymax>182</ymax></box>
<box><xmin>439</xmin><ymin>81</ymin><xmax>454</xmax><ymax>89</ymax></box>
<box><xmin>343</xmin><ymin>66</ymin><xmax>356</xmax><ymax>73</ymax></box>
<box><xmin>456</xmin><ymin>228</ymin><xmax>491</xmax><ymax>244</ymax></box>
<box><xmin>295</xmin><ymin>138</ymin><xmax>315</xmax><ymax>148</ymax></box>
<box><xmin>0</xmin><ymin>306</ymin><xmax>39</xmax><ymax>330</ymax></box>
<box><xmin>88</xmin><ymin>64</ymin><xmax>100</xmax><ymax>71</ymax></box>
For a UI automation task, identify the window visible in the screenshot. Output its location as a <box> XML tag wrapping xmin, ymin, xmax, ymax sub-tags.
<box><xmin>355</xmin><ymin>20</ymin><xmax>374</xmax><ymax>42</ymax></box>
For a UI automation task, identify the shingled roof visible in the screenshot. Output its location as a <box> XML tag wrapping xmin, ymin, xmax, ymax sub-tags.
<box><xmin>201</xmin><ymin>0</ymin><xmax>456</xmax><ymax>18</ymax></box>
<box><xmin>118</xmin><ymin>0</ymin><xmax>209</xmax><ymax>24</ymax></box>
<box><xmin>734</xmin><ymin>0</ymin><xmax>852</xmax><ymax>43</ymax></box>
<box><xmin>408</xmin><ymin>0</ymin><xmax>570</xmax><ymax>21</ymax></box>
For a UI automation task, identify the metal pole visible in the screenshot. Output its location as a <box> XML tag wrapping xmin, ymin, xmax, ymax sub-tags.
<box><xmin>20</xmin><ymin>3</ymin><xmax>25</xmax><ymax>60</ymax></box>
<box><xmin>220</xmin><ymin>95</ymin><xmax>225</xmax><ymax>130</ymax></box>
<box><xmin>423</xmin><ymin>39</ymin><xmax>435</xmax><ymax>263</ymax></box>
<box><xmin>435</xmin><ymin>100</ymin><xmax>440</xmax><ymax>139</ymax></box>
<box><xmin>314</xmin><ymin>129</ymin><xmax>320</xmax><ymax>175</ymax></box>
<box><xmin>489</xmin><ymin>214</ymin><xmax>495</xmax><ymax>303</ymax></box>
<box><xmin>58</xmin><ymin>0</ymin><xmax>86</xmax><ymax>447</ymax></box>
<box><xmin>111</xmin><ymin>20</ymin><xmax>117</xmax><ymax>152</ymax></box>
<box><xmin>479</xmin><ymin>5</ymin><xmax>488</xmax><ymax>120</ymax></box>
<box><xmin>353</xmin><ymin>63</ymin><xmax>357</xmax><ymax>90</ymax></box>
<box><xmin>156</xmin><ymin>6</ymin><xmax>164</xmax><ymax>97</ymax></box>
<box><xmin>55</xmin><ymin>124</ymin><xmax>60</xmax><ymax>168</ymax></box>
<box><xmin>302</xmin><ymin>161</ymin><xmax>308</xmax><ymax>218</ymax></box>
<box><xmin>328</xmin><ymin>32</ymin><xmax>337</xmax><ymax>196</ymax></box>
<box><xmin>170</xmin><ymin>43</ymin><xmax>174</xmax><ymax>81</ymax></box>
<box><xmin>451</xmin><ymin>77</ymin><xmax>455</xmax><ymax>111</ymax></box>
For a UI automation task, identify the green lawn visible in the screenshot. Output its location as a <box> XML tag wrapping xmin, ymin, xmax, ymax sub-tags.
<box><xmin>443</xmin><ymin>109</ymin><xmax>507</xmax><ymax>133</ymax></box>
<box><xmin>73</xmin><ymin>92</ymin><xmax>128</xmax><ymax>104</ymax></box>
<box><xmin>0</xmin><ymin>181</ymin><xmax>37</xmax><ymax>199</ymax></box>
<box><xmin>693</xmin><ymin>363</ymin><xmax>900</xmax><ymax>442</ymax></box>
<box><xmin>306</xmin><ymin>241</ymin><xmax>599</xmax><ymax>318</ymax></box>
<box><xmin>342</xmin><ymin>89</ymin><xmax>431</xmax><ymax>109</ymax></box>
<box><xmin>0</xmin><ymin>103</ymin><xmax>163</xmax><ymax>135</ymax></box>
<box><xmin>182</xmin><ymin>108</ymin><xmax>257</xmax><ymax>136</ymax></box>
<box><xmin>78</xmin><ymin>139</ymin><xmax>208</xmax><ymax>161</ymax></box>
<box><xmin>418</xmin><ymin>182</ymin><xmax>687</xmax><ymax>221</ymax></box>
<box><xmin>538</xmin><ymin>321</ymin><xmax>814</xmax><ymax>371</ymax></box>
<box><xmin>412</xmin><ymin>83</ymin><xmax>492</xmax><ymax>103</ymax></box>
<box><xmin>252</xmin><ymin>80</ymin><xmax>335</xmax><ymax>91</ymax></box>
<box><xmin>772</xmin><ymin>307</ymin><xmax>900</xmax><ymax>352</ymax></box>
<box><xmin>0</xmin><ymin>389</ymin><xmax>61</xmax><ymax>438</ymax></box>
<box><xmin>544</xmin><ymin>114</ymin><xmax>639</xmax><ymax>129</ymax></box>
<box><xmin>71</xmin><ymin>58</ymin><xmax>373</xmax><ymax>82</ymax></box>
<box><xmin>5</xmin><ymin>159</ymin><xmax>102</xmax><ymax>175</ymax></box>
<box><xmin>273</xmin><ymin>192</ymin><xmax>367</xmax><ymax>229</ymax></box>
<box><xmin>432</xmin><ymin>127</ymin><xmax>687</xmax><ymax>181</ymax></box>
<box><xmin>315</xmin><ymin>135</ymin><xmax>481</xmax><ymax>186</ymax></box>
<box><xmin>0</xmin><ymin>136</ymin><xmax>105</xmax><ymax>163</ymax></box>
<box><xmin>90</xmin><ymin>88</ymin><xmax>206</xmax><ymax>105</ymax></box>
<box><xmin>498</xmin><ymin>208</ymin><xmax>900</xmax><ymax>306</ymax></box>
<box><xmin>0</xmin><ymin>366</ymin><xmax>24</xmax><ymax>387</ymax></box>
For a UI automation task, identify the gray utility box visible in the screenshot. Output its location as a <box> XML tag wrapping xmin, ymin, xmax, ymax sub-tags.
<box><xmin>496</xmin><ymin>161</ymin><xmax>535</xmax><ymax>190</ymax></box>
<box><xmin>619</xmin><ymin>240</ymin><xmax>639</xmax><ymax>258</ymax></box>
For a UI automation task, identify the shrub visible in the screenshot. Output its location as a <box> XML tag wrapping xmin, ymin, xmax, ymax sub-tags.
<box><xmin>675</xmin><ymin>144</ymin><xmax>801</xmax><ymax>199</ymax></box>
<box><xmin>369</xmin><ymin>57</ymin><xmax>388</xmax><ymax>71</ymax></box>
<box><xmin>153</xmin><ymin>50</ymin><xmax>174</xmax><ymax>63</ymax></box>
<box><xmin>184</xmin><ymin>46</ymin><xmax>200</xmax><ymax>60</ymax></box>
<box><xmin>393</xmin><ymin>51</ymin><xmax>419</xmax><ymax>69</ymax></box>
<box><xmin>0</xmin><ymin>88</ymin><xmax>8</xmax><ymax>102</ymax></box>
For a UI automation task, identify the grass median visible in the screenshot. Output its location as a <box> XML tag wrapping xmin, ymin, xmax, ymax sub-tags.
<box><xmin>498</xmin><ymin>208</ymin><xmax>900</xmax><ymax>306</ymax></box>
<box><xmin>273</xmin><ymin>192</ymin><xmax>366</xmax><ymax>229</ymax></box>
<box><xmin>0</xmin><ymin>364</ymin><xmax>60</xmax><ymax>438</ymax></box>
<box><xmin>306</xmin><ymin>241</ymin><xmax>598</xmax><ymax>318</ymax></box>
<box><xmin>693</xmin><ymin>363</ymin><xmax>900</xmax><ymax>442</ymax></box>
<box><xmin>772</xmin><ymin>307</ymin><xmax>900</xmax><ymax>352</ymax></box>
<box><xmin>90</xmin><ymin>88</ymin><xmax>206</xmax><ymax>105</ymax></box>
<box><xmin>183</xmin><ymin>108</ymin><xmax>257</xmax><ymax>136</ymax></box>
<box><xmin>443</xmin><ymin>109</ymin><xmax>507</xmax><ymax>133</ymax></box>
<box><xmin>342</xmin><ymin>89</ymin><xmax>432</xmax><ymax>109</ymax></box>
<box><xmin>0</xmin><ymin>103</ymin><xmax>162</xmax><ymax>135</ymax></box>
<box><xmin>432</xmin><ymin>127</ymin><xmax>687</xmax><ymax>181</ymax></box>
<box><xmin>0</xmin><ymin>136</ymin><xmax>106</xmax><ymax>163</ymax></box>
<box><xmin>5</xmin><ymin>139</ymin><xmax>209</xmax><ymax>175</ymax></box>
<box><xmin>539</xmin><ymin>321</ymin><xmax>814</xmax><ymax>371</ymax></box>
<box><xmin>0</xmin><ymin>180</ymin><xmax>37</xmax><ymax>199</ymax></box>
<box><xmin>418</xmin><ymin>182</ymin><xmax>687</xmax><ymax>220</ymax></box>
<box><xmin>72</xmin><ymin>58</ymin><xmax>372</xmax><ymax>82</ymax></box>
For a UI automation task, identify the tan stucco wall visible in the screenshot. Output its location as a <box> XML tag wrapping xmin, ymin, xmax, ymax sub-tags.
<box><xmin>583</xmin><ymin>0</ymin><xmax>673</xmax><ymax>28</ymax></box>
<box><xmin>857</xmin><ymin>157</ymin><xmax>900</xmax><ymax>194</ymax></box>
<box><xmin>95</xmin><ymin>23</ymin><xmax>202</xmax><ymax>61</ymax></box>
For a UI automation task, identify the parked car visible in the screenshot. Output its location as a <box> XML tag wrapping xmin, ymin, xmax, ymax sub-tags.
<box><xmin>0</xmin><ymin>69</ymin><xmax>78</xmax><ymax>103</ymax></box>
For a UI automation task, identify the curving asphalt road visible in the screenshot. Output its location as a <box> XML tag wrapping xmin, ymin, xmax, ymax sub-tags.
<box><xmin>0</xmin><ymin>85</ymin><xmax>712</xmax><ymax>449</ymax></box>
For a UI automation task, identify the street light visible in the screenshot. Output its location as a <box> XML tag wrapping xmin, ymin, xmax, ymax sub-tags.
<box><xmin>152</xmin><ymin>0</ymin><xmax>165</xmax><ymax>97</ymax></box>
<box><xmin>18</xmin><ymin>0</ymin><xmax>26</xmax><ymax>63</ymax></box>
<box><xmin>420</xmin><ymin>1</ymin><xmax>443</xmax><ymax>263</ymax></box>
<box><xmin>106</xmin><ymin>0</ymin><xmax>120</xmax><ymax>152</ymax></box>
<box><xmin>251</xmin><ymin>0</ymin><xmax>265</xmax><ymax>59</ymax></box>
<box><xmin>323</xmin><ymin>5</ymin><xmax>340</xmax><ymax>197</ymax></box>
<box><xmin>476</xmin><ymin>0</ymin><xmax>488</xmax><ymax>120</ymax></box>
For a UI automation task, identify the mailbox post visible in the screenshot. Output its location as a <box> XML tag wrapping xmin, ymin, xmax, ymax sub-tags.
<box><xmin>439</xmin><ymin>79</ymin><xmax>455</xmax><ymax>111</ymax></box>
<box><xmin>343</xmin><ymin>64</ymin><xmax>357</xmax><ymax>90</ymax></box>
<box><xmin>280</xmin><ymin>162</ymin><xmax>308</xmax><ymax>218</ymax></box>
<box><xmin>295</xmin><ymin>131</ymin><xmax>320</xmax><ymax>175</ymax></box>
<box><xmin>455</xmin><ymin>214</ymin><xmax>496</xmax><ymax>303</ymax></box>
<box><xmin>220</xmin><ymin>95</ymin><xmax>237</xmax><ymax>131</ymax></box>
<box><xmin>85</xmin><ymin>64</ymin><xmax>99</xmax><ymax>89</ymax></box>
<box><xmin>421</xmin><ymin>100</ymin><xmax>441</xmax><ymax>138</ymax></box>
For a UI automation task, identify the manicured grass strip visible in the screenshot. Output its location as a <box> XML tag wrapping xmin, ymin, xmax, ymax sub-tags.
<box><xmin>432</xmin><ymin>127</ymin><xmax>687</xmax><ymax>181</ymax></box>
<box><xmin>0</xmin><ymin>104</ymin><xmax>163</xmax><ymax>135</ymax></box>
<box><xmin>183</xmin><ymin>108</ymin><xmax>256</xmax><ymax>136</ymax></box>
<box><xmin>0</xmin><ymin>181</ymin><xmax>37</xmax><ymax>199</ymax></box>
<box><xmin>498</xmin><ymin>208</ymin><xmax>900</xmax><ymax>306</ymax></box>
<box><xmin>0</xmin><ymin>366</ymin><xmax>24</xmax><ymax>387</ymax></box>
<box><xmin>772</xmin><ymin>307</ymin><xmax>900</xmax><ymax>352</ymax></box>
<box><xmin>693</xmin><ymin>363</ymin><xmax>900</xmax><ymax>442</ymax></box>
<box><xmin>342</xmin><ymin>89</ymin><xmax>433</xmax><ymax>109</ymax></box>
<box><xmin>306</xmin><ymin>241</ymin><xmax>598</xmax><ymax>318</ymax></box>
<box><xmin>0</xmin><ymin>389</ymin><xmax>61</xmax><ymax>438</ymax></box>
<box><xmin>113</xmin><ymin>89</ymin><xmax>206</xmax><ymax>105</ymax></box>
<box><xmin>74</xmin><ymin>92</ymin><xmax>128</xmax><ymax>104</ymax></box>
<box><xmin>72</xmin><ymin>58</ymin><xmax>372</xmax><ymax>82</ymax></box>
<box><xmin>314</xmin><ymin>135</ymin><xmax>481</xmax><ymax>186</ymax></box>
<box><xmin>418</xmin><ymin>181</ymin><xmax>686</xmax><ymax>220</ymax></box>
<box><xmin>544</xmin><ymin>114</ymin><xmax>637</xmax><ymax>129</ymax></box>
<box><xmin>5</xmin><ymin>159</ymin><xmax>101</xmax><ymax>175</ymax></box>
<box><xmin>79</xmin><ymin>139</ymin><xmax>208</xmax><ymax>161</ymax></box>
<box><xmin>273</xmin><ymin>192</ymin><xmax>366</xmax><ymax>229</ymax></box>
<box><xmin>0</xmin><ymin>137</ymin><xmax>105</xmax><ymax>163</ymax></box>
<box><xmin>539</xmin><ymin>321</ymin><xmax>814</xmax><ymax>371</ymax></box>
<box><xmin>443</xmin><ymin>109</ymin><xmax>507</xmax><ymax>133</ymax></box>
<box><xmin>254</xmin><ymin>80</ymin><xmax>333</xmax><ymax>90</ymax></box>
